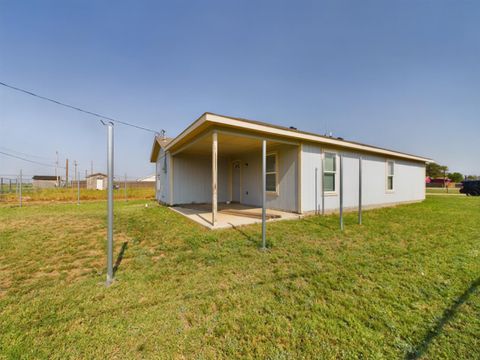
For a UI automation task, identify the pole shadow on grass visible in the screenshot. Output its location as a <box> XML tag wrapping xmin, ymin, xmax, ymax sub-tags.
<box><xmin>229</xmin><ymin>223</ymin><xmax>263</xmax><ymax>248</ymax></box>
<box><xmin>113</xmin><ymin>241</ymin><xmax>128</xmax><ymax>275</ymax></box>
<box><xmin>406</xmin><ymin>276</ymin><xmax>480</xmax><ymax>359</ymax></box>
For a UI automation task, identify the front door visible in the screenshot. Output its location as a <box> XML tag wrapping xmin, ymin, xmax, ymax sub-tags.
<box><xmin>232</xmin><ymin>161</ymin><xmax>241</xmax><ymax>202</ymax></box>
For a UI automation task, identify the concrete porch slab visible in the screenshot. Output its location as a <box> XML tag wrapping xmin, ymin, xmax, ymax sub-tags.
<box><xmin>170</xmin><ymin>203</ymin><xmax>301</xmax><ymax>229</ymax></box>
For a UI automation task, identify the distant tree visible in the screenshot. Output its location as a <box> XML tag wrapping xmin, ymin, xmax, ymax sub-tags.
<box><xmin>426</xmin><ymin>163</ymin><xmax>448</xmax><ymax>178</ymax></box>
<box><xmin>448</xmin><ymin>172</ymin><xmax>463</xmax><ymax>183</ymax></box>
<box><xmin>466</xmin><ymin>175</ymin><xmax>479</xmax><ymax>180</ymax></box>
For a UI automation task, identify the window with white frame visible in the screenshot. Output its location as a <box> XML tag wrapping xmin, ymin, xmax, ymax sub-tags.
<box><xmin>387</xmin><ymin>160</ymin><xmax>394</xmax><ymax>191</ymax></box>
<box><xmin>323</xmin><ymin>152</ymin><xmax>336</xmax><ymax>192</ymax></box>
<box><xmin>266</xmin><ymin>153</ymin><xmax>277</xmax><ymax>192</ymax></box>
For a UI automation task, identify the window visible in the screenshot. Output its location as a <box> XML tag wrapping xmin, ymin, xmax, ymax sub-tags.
<box><xmin>387</xmin><ymin>160</ymin><xmax>394</xmax><ymax>191</ymax></box>
<box><xmin>266</xmin><ymin>153</ymin><xmax>277</xmax><ymax>192</ymax></box>
<box><xmin>323</xmin><ymin>152</ymin><xmax>336</xmax><ymax>192</ymax></box>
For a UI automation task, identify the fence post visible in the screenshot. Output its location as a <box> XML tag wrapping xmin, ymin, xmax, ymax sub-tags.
<box><xmin>0</xmin><ymin>177</ymin><xmax>3</xmax><ymax>195</ymax></box>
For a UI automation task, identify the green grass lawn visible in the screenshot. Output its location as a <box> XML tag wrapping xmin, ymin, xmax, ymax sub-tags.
<box><xmin>426</xmin><ymin>187</ymin><xmax>461</xmax><ymax>194</ymax></box>
<box><xmin>0</xmin><ymin>196</ymin><xmax>479</xmax><ymax>359</ymax></box>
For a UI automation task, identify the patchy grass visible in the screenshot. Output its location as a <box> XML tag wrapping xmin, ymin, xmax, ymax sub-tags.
<box><xmin>0</xmin><ymin>196</ymin><xmax>479</xmax><ymax>358</ymax></box>
<box><xmin>0</xmin><ymin>186</ymin><xmax>154</xmax><ymax>203</ymax></box>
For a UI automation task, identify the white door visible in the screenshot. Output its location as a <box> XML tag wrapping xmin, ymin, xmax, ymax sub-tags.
<box><xmin>96</xmin><ymin>179</ymin><xmax>103</xmax><ymax>190</ymax></box>
<box><xmin>232</xmin><ymin>161</ymin><xmax>241</xmax><ymax>202</ymax></box>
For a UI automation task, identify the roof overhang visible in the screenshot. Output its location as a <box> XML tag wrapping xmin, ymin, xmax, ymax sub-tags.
<box><xmin>150</xmin><ymin>112</ymin><xmax>433</xmax><ymax>163</ymax></box>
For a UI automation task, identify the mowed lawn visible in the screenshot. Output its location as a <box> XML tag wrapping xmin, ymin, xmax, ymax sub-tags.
<box><xmin>0</xmin><ymin>196</ymin><xmax>479</xmax><ymax>359</ymax></box>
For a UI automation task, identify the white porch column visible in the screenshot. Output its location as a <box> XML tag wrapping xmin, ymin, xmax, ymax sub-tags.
<box><xmin>212</xmin><ymin>131</ymin><xmax>218</xmax><ymax>225</ymax></box>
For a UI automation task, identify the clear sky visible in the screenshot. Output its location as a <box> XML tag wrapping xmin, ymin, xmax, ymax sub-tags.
<box><xmin>1</xmin><ymin>0</ymin><xmax>479</xmax><ymax>180</ymax></box>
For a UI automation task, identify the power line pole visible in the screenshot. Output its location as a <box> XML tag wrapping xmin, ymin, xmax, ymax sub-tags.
<box><xmin>91</xmin><ymin>160</ymin><xmax>93</xmax><ymax>176</ymax></box>
<box><xmin>106</xmin><ymin>122</ymin><xmax>114</xmax><ymax>286</ymax></box>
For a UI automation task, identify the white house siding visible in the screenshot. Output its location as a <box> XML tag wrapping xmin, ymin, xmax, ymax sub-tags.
<box><xmin>301</xmin><ymin>143</ymin><xmax>426</xmax><ymax>213</ymax></box>
<box><xmin>156</xmin><ymin>148</ymin><xmax>170</xmax><ymax>204</ymax></box>
<box><xmin>236</xmin><ymin>144</ymin><xmax>298</xmax><ymax>212</ymax></box>
<box><xmin>171</xmin><ymin>154</ymin><xmax>229</xmax><ymax>205</ymax></box>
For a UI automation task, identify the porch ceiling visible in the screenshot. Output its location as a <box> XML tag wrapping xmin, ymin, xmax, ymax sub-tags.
<box><xmin>177</xmin><ymin>132</ymin><xmax>287</xmax><ymax>156</ymax></box>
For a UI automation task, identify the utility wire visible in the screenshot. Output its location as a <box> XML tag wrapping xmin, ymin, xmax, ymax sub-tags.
<box><xmin>0</xmin><ymin>150</ymin><xmax>64</xmax><ymax>169</ymax></box>
<box><xmin>0</xmin><ymin>81</ymin><xmax>162</xmax><ymax>134</ymax></box>
<box><xmin>0</xmin><ymin>146</ymin><xmax>56</xmax><ymax>162</ymax></box>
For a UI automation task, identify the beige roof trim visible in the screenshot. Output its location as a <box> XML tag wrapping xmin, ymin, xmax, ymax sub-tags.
<box><xmin>154</xmin><ymin>112</ymin><xmax>432</xmax><ymax>163</ymax></box>
<box><xmin>150</xmin><ymin>136</ymin><xmax>173</xmax><ymax>162</ymax></box>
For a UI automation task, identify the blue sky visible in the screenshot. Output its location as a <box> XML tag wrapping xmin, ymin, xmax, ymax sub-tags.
<box><xmin>1</xmin><ymin>0</ymin><xmax>479</xmax><ymax>179</ymax></box>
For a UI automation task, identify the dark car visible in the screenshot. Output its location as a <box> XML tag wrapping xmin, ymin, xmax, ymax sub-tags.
<box><xmin>459</xmin><ymin>180</ymin><xmax>480</xmax><ymax>196</ymax></box>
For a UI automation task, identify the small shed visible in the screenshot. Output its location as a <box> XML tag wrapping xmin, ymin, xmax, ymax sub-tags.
<box><xmin>32</xmin><ymin>175</ymin><xmax>59</xmax><ymax>189</ymax></box>
<box><xmin>86</xmin><ymin>173</ymin><xmax>108</xmax><ymax>190</ymax></box>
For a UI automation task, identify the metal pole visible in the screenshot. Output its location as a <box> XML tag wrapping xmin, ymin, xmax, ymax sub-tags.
<box><xmin>9</xmin><ymin>179</ymin><xmax>12</xmax><ymax>192</ymax></box>
<box><xmin>19</xmin><ymin>169</ymin><xmax>22</xmax><ymax>208</ymax></box>
<box><xmin>124</xmin><ymin>173</ymin><xmax>127</xmax><ymax>202</ymax></box>
<box><xmin>321</xmin><ymin>152</ymin><xmax>325</xmax><ymax>216</ymax></box>
<box><xmin>77</xmin><ymin>170</ymin><xmax>80</xmax><ymax>205</ymax></box>
<box><xmin>106</xmin><ymin>122</ymin><xmax>114</xmax><ymax>286</ymax></box>
<box><xmin>339</xmin><ymin>155</ymin><xmax>344</xmax><ymax>231</ymax></box>
<box><xmin>262</xmin><ymin>139</ymin><xmax>267</xmax><ymax>250</ymax></box>
<box><xmin>314</xmin><ymin>168</ymin><xmax>318</xmax><ymax>215</ymax></box>
<box><xmin>358</xmin><ymin>157</ymin><xmax>362</xmax><ymax>225</ymax></box>
<box><xmin>0</xmin><ymin>177</ymin><xmax>3</xmax><ymax>195</ymax></box>
<box><xmin>55</xmin><ymin>151</ymin><xmax>59</xmax><ymax>187</ymax></box>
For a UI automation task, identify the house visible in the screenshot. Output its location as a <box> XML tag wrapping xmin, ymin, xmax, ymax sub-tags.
<box><xmin>32</xmin><ymin>175</ymin><xmax>59</xmax><ymax>189</ymax></box>
<box><xmin>86</xmin><ymin>173</ymin><xmax>108</xmax><ymax>190</ymax></box>
<box><xmin>150</xmin><ymin>113</ymin><xmax>431</xmax><ymax>228</ymax></box>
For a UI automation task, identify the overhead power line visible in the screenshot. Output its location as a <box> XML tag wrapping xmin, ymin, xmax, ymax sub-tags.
<box><xmin>0</xmin><ymin>81</ymin><xmax>162</xmax><ymax>134</ymax></box>
<box><xmin>0</xmin><ymin>150</ymin><xmax>64</xmax><ymax>169</ymax></box>
<box><xmin>0</xmin><ymin>146</ymin><xmax>55</xmax><ymax>162</ymax></box>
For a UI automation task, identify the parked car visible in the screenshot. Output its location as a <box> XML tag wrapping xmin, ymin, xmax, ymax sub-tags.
<box><xmin>459</xmin><ymin>180</ymin><xmax>480</xmax><ymax>196</ymax></box>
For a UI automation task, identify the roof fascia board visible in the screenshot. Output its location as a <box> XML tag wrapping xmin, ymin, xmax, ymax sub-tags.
<box><xmin>205</xmin><ymin>113</ymin><xmax>430</xmax><ymax>162</ymax></box>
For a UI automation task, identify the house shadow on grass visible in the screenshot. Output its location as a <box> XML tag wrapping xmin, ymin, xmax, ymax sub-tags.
<box><xmin>406</xmin><ymin>276</ymin><xmax>480</xmax><ymax>359</ymax></box>
<box><xmin>113</xmin><ymin>241</ymin><xmax>128</xmax><ymax>275</ymax></box>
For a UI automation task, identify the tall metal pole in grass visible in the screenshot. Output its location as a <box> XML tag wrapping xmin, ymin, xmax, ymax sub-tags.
<box><xmin>321</xmin><ymin>152</ymin><xmax>325</xmax><ymax>216</ymax></box>
<box><xmin>77</xmin><ymin>170</ymin><xmax>80</xmax><ymax>205</ymax></box>
<box><xmin>261</xmin><ymin>139</ymin><xmax>267</xmax><ymax>250</ymax></box>
<box><xmin>106</xmin><ymin>122</ymin><xmax>114</xmax><ymax>286</ymax></box>
<box><xmin>339</xmin><ymin>155</ymin><xmax>344</xmax><ymax>231</ymax></box>
<box><xmin>19</xmin><ymin>169</ymin><xmax>22</xmax><ymax>208</ymax></box>
<box><xmin>314</xmin><ymin>168</ymin><xmax>318</xmax><ymax>215</ymax></box>
<box><xmin>124</xmin><ymin>173</ymin><xmax>127</xmax><ymax>202</ymax></box>
<box><xmin>358</xmin><ymin>157</ymin><xmax>362</xmax><ymax>225</ymax></box>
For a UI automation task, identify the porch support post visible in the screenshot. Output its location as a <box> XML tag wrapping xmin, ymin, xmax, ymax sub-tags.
<box><xmin>212</xmin><ymin>131</ymin><xmax>218</xmax><ymax>225</ymax></box>
<box><xmin>262</xmin><ymin>139</ymin><xmax>267</xmax><ymax>250</ymax></box>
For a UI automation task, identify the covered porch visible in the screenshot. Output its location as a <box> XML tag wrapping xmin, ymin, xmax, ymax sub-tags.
<box><xmin>168</xmin><ymin>128</ymin><xmax>301</xmax><ymax>229</ymax></box>
<box><xmin>171</xmin><ymin>202</ymin><xmax>301</xmax><ymax>229</ymax></box>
